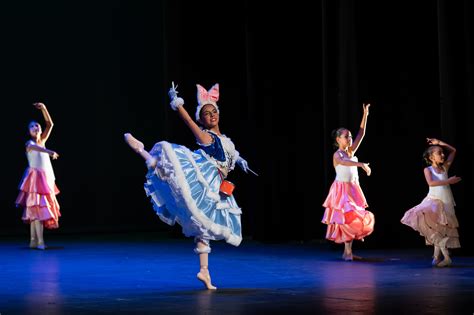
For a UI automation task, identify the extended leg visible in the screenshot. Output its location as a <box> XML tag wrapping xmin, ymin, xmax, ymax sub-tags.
<box><xmin>124</xmin><ymin>133</ymin><xmax>157</xmax><ymax>168</ymax></box>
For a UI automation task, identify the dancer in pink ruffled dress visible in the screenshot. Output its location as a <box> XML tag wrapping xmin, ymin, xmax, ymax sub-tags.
<box><xmin>322</xmin><ymin>104</ymin><xmax>374</xmax><ymax>261</ymax></box>
<box><xmin>401</xmin><ymin>138</ymin><xmax>461</xmax><ymax>267</ymax></box>
<box><xmin>16</xmin><ymin>103</ymin><xmax>61</xmax><ymax>250</ymax></box>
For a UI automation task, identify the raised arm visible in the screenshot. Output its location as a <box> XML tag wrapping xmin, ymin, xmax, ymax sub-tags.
<box><xmin>333</xmin><ymin>151</ymin><xmax>371</xmax><ymax>176</ymax></box>
<box><xmin>168</xmin><ymin>83</ymin><xmax>213</xmax><ymax>145</ymax></box>
<box><xmin>426</xmin><ymin>138</ymin><xmax>456</xmax><ymax>170</ymax></box>
<box><xmin>33</xmin><ymin>103</ymin><xmax>54</xmax><ymax>142</ymax></box>
<box><xmin>350</xmin><ymin>103</ymin><xmax>370</xmax><ymax>155</ymax></box>
<box><xmin>176</xmin><ymin>106</ymin><xmax>213</xmax><ymax>144</ymax></box>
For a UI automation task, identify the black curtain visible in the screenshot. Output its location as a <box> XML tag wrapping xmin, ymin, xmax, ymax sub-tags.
<box><xmin>0</xmin><ymin>1</ymin><xmax>472</xmax><ymax>253</ymax></box>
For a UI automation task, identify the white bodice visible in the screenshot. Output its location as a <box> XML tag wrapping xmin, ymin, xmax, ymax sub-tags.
<box><xmin>26</xmin><ymin>141</ymin><xmax>55</xmax><ymax>181</ymax></box>
<box><xmin>335</xmin><ymin>155</ymin><xmax>359</xmax><ymax>182</ymax></box>
<box><xmin>427</xmin><ymin>166</ymin><xmax>455</xmax><ymax>206</ymax></box>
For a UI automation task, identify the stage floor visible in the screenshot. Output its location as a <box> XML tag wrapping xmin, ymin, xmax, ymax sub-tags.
<box><xmin>0</xmin><ymin>232</ymin><xmax>473</xmax><ymax>314</ymax></box>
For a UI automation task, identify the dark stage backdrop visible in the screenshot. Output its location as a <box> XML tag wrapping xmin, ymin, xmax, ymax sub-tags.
<box><xmin>0</xmin><ymin>1</ymin><xmax>472</xmax><ymax>253</ymax></box>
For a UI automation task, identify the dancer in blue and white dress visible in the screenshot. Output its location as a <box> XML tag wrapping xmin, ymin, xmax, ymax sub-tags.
<box><xmin>124</xmin><ymin>83</ymin><xmax>251</xmax><ymax>290</ymax></box>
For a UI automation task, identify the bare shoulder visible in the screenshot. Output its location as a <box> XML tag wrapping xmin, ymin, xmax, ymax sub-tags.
<box><xmin>333</xmin><ymin>150</ymin><xmax>345</xmax><ymax>160</ymax></box>
<box><xmin>423</xmin><ymin>166</ymin><xmax>433</xmax><ymax>176</ymax></box>
<box><xmin>25</xmin><ymin>140</ymin><xmax>34</xmax><ymax>151</ymax></box>
<box><xmin>333</xmin><ymin>150</ymin><xmax>344</xmax><ymax>167</ymax></box>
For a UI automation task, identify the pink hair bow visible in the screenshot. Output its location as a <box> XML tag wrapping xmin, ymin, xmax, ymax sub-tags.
<box><xmin>197</xmin><ymin>83</ymin><xmax>219</xmax><ymax>106</ymax></box>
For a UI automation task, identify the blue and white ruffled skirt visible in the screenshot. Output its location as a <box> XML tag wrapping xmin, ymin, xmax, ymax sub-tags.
<box><xmin>144</xmin><ymin>141</ymin><xmax>242</xmax><ymax>246</ymax></box>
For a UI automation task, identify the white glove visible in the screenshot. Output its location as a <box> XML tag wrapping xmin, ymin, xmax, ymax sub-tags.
<box><xmin>170</xmin><ymin>97</ymin><xmax>184</xmax><ymax>111</ymax></box>
<box><xmin>236</xmin><ymin>156</ymin><xmax>249</xmax><ymax>173</ymax></box>
<box><xmin>168</xmin><ymin>82</ymin><xmax>184</xmax><ymax>111</ymax></box>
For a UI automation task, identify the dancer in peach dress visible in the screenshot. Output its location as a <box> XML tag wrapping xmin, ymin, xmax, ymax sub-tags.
<box><xmin>16</xmin><ymin>103</ymin><xmax>61</xmax><ymax>250</ymax></box>
<box><xmin>401</xmin><ymin>138</ymin><xmax>461</xmax><ymax>267</ymax></box>
<box><xmin>322</xmin><ymin>104</ymin><xmax>374</xmax><ymax>261</ymax></box>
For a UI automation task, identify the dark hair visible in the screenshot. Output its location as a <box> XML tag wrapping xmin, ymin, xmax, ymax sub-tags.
<box><xmin>331</xmin><ymin>127</ymin><xmax>348</xmax><ymax>148</ymax></box>
<box><xmin>423</xmin><ymin>145</ymin><xmax>441</xmax><ymax>166</ymax></box>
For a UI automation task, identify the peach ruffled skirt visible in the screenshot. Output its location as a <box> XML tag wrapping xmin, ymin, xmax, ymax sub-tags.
<box><xmin>322</xmin><ymin>181</ymin><xmax>374</xmax><ymax>243</ymax></box>
<box><xmin>15</xmin><ymin>167</ymin><xmax>61</xmax><ymax>229</ymax></box>
<box><xmin>401</xmin><ymin>197</ymin><xmax>460</xmax><ymax>248</ymax></box>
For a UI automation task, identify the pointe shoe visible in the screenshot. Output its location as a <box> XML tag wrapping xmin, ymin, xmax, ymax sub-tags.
<box><xmin>342</xmin><ymin>251</ymin><xmax>362</xmax><ymax>261</ymax></box>
<box><xmin>124</xmin><ymin>133</ymin><xmax>157</xmax><ymax>168</ymax></box>
<box><xmin>432</xmin><ymin>256</ymin><xmax>442</xmax><ymax>266</ymax></box>
<box><xmin>197</xmin><ymin>271</ymin><xmax>217</xmax><ymax>290</ymax></box>
<box><xmin>124</xmin><ymin>133</ymin><xmax>145</xmax><ymax>153</ymax></box>
<box><xmin>342</xmin><ymin>252</ymin><xmax>353</xmax><ymax>261</ymax></box>
<box><xmin>437</xmin><ymin>257</ymin><xmax>452</xmax><ymax>268</ymax></box>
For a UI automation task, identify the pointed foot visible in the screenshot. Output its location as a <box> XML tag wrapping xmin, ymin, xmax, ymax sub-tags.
<box><xmin>197</xmin><ymin>271</ymin><xmax>217</xmax><ymax>290</ymax></box>
<box><xmin>124</xmin><ymin>133</ymin><xmax>145</xmax><ymax>153</ymax></box>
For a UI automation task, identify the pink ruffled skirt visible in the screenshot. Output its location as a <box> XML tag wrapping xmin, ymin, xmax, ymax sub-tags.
<box><xmin>401</xmin><ymin>197</ymin><xmax>460</xmax><ymax>248</ymax></box>
<box><xmin>322</xmin><ymin>181</ymin><xmax>374</xmax><ymax>243</ymax></box>
<box><xmin>15</xmin><ymin>168</ymin><xmax>61</xmax><ymax>229</ymax></box>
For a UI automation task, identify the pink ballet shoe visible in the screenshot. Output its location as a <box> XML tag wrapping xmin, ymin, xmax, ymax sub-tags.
<box><xmin>342</xmin><ymin>252</ymin><xmax>353</xmax><ymax>261</ymax></box>
<box><xmin>342</xmin><ymin>249</ymin><xmax>362</xmax><ymax>261</ymax></box>
<box><xmin>124</xmin><ymin>133</ymin><xmax>144</xmax><ymax>153</ymax></box>
<box><xmin>197</xmin><ymin>270</ymin><xmax>217</xmax><ymax>290</ymax></box>
<box><xmin>124</xmin><ymin>133</ymin><xmax>157</xmax><ymax>168</ymax></box>
<box><xmin>29</xmin><ymin>238</ymin><xmax>38</xmax><ymax>249</ymax></box>
<box><xmin>432</xmin><ymin>256</ymin><xmax>442</xmax><ymax>266</ymax></box>
<box><xmin>437</xmin><ymin>257</ymin><xmax>452</xmax><ymax>268</ymax></box>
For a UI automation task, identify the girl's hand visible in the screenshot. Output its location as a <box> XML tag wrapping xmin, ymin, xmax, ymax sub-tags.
<box><xmin>447</xmin><ymin>176</ymin><xmax>461</xmax><ymax>184</ymax></box>
<box><xmin>33</xmin><ymin>102</ymin><xmax>46</xmax><ymax>110</ymax></box>
<box><xmin>426</xmin><ymin>138</ymin><xmax>440</xmax><ymax>145</ymax></box>
<box><xmin>363</xmin><ymin>103</ymin><xmax>370</xmax><ymax>116</ymax></box>
<box><xmin>168</xmin><ymin>82</ymin><xmax>184</xmax><ymax>111</ymax></box>
<box><xmin>49</xmin><ymin>151</ymin><xmax>59</xmax><ymax>160</ymax></box>
<box><xmin>362</xmin><ymin>163</ymin><xmax>371</xmax><ymax>176</ymax></box>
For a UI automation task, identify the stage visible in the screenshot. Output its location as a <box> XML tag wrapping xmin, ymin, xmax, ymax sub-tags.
<box><xmin>0</xmin><ymin>232</ymin><xmax>472</xmax><ymax>314</ymax></box>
